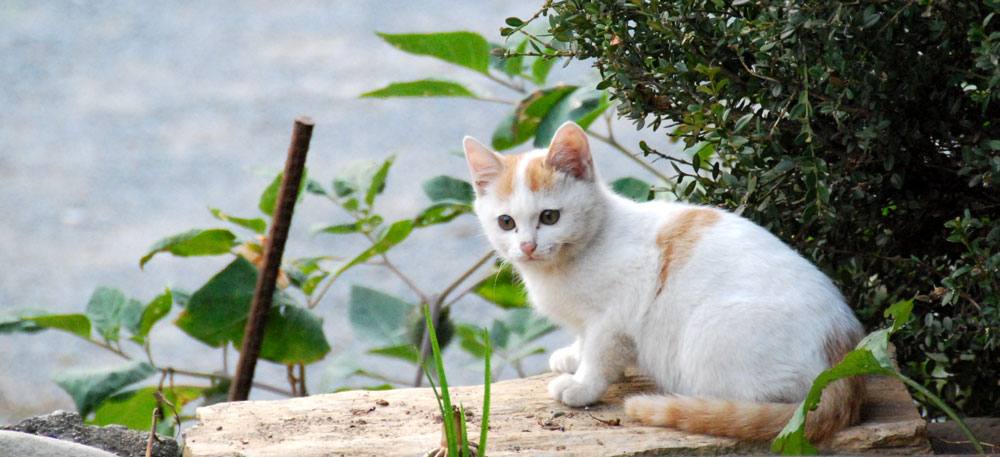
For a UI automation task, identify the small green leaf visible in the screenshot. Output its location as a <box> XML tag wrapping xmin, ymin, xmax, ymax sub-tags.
<box><xmin>140</xmin><ymin>229</ymin><xmax>237</xmax><ymax>268</ymax></box>
<box><xmin>423</xmin><ymin>176</ymin><xmax>475</xmax><ymax>204</ymax></box>
<box><xmin>368</xmin><ymin>344</ymin><xmax>420</xmax><ymax>363</ymax></box>
<box><xmin>361</xmin><ymin>80</ymin><xmax>478</xmax><ymax>98</ymax></box>
<box><xmin>415</xmin><ymin>201</ymin><xmax>473</xmax><ymax>228</ymax></box>
<box><xmin>377</xmin><ymin>32</ymin><xmax>490</xmax><ymax>74</ymax></box>
<box><xmin>348</xmin><ymin>285</ymin><xmax>413</xmax><ymax>346</ymax></box>
<box><xmin>133</xmin><ymin>290</ymin><xmax>172</xmax><ymax>344</ymax></box>
<box><xmin>310</xmin><ymin>222</ymin><xmax>361</xmax><ymax>235</ymax></box>
<box><xmin>25</xmin><ymin>314</ymin><xmax>92</xmax><ymax>339</ymax></box>
<box><xmin>505</xmin><ymin>17</ymin><xmax>524</xmax><ymax>27</ymax></box>
<box><xmin>259</xmin><ymin>167</ymin><xmax>309</xmax><ymax>217</ymax></box>
<box><xmin>366</xmin><ymin>158</ymin><xmax>394</xmax><ymax>207</ymax></box>
<box><xmin>475</xmin><ymin>262</ymin><xmax>528</xmax><ymax>309</ymax></box>
<box><xmin>885</xmin><ymin>298</ymin><xmax>914</xmax><ymax>334</ymax></box>
<box><xmin>210</xmin><ymin>208</ymin><xmax>267</xmax><ymax>234</ymax></box>
<box><xmin>612</xmin><ymin>177</ymin><xmax>653</xmax><ymax>202</ymax></box>
<box><xmin>733</xmin><ymin>113</ymin><xmax>754</xmax><ymax>132</ymax></box>
<box><xmin>85</xmin><ymin>287</ymin><xmax>143</xmax><ymax>342</ymax></box>
<box><xmin>333</xmin><ymin>159</ymin><xmax>381</xmax><ymax>199</ymax></box>
<box><xmin>53</xmin><ymin>360</ymin><xmax>157</xmax><ymax>417</ymax></box>
<box><xmin>258</xmin><ymin>172</ymin><xmax>283</xmax><ymax>216</ymax></box>
<box><xmin>332</xmin><ymin>219</ymin><xmax>414</xmax><ymax>280</ymax></box>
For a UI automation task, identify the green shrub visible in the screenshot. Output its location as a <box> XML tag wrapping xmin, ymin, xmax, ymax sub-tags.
<box><xmin>516</xmin><ymin>0</ymin><xmax>1000</xmax><ymax>417</ymax></box>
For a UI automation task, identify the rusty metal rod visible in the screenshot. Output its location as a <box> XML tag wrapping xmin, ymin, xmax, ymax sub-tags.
<box><xmin>229</xmin><ymin>116</ymin><xmax>314</xmax><ymax>401</ymax></box>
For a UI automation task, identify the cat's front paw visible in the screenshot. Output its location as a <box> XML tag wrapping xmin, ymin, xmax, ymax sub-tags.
<box><xmin>549</xmin><ymin>346</ymin><xmax>580</xmax><ymax>373</ymax></box>
<box><xmin>548</xmin><ymin>373</ymin><xmax>604</xmax><ymax>407</ymax></box>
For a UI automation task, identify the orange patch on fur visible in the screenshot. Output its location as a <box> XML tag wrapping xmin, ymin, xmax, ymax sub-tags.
<box><xmin>655</xmin><ymin>208</ymin><xmax>721</xmax><ymax>296</ymax></box>
<box><xmin>525</xmin><ymin>156</ymin><xmax>557</xmax><ymax>192</ymax></box>
<box><xmin>494</xmin><ymin>154</ymin><xmax>524</xmax><ymax>198</ymax></box>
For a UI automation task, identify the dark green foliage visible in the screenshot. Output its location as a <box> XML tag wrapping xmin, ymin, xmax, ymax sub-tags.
<box><xmin>540</xmin><ymin>0</ymin><xmax>1000</xmax><ymax>416</ymax></box>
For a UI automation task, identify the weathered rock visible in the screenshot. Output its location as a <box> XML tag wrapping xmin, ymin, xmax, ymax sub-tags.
<box><xmin>0</xmin><ymin>430</ymin><xmax>118</xmax><ymax>457</ymax></box>
<box><xmin>183</xmin><ymin>373</ymin><xmax>930</xmax><ymax>456</ymax></box>
<box><xmin>2</xmin><ymin>410</ymin><xmax>181</xmax><ymax>457</ymax></box>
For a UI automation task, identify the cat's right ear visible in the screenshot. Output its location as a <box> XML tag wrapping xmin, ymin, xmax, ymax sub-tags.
<box><xmin>463</xmin><ymin>136</ymin><xmax>505</xmax><ymax>196</ymax></box>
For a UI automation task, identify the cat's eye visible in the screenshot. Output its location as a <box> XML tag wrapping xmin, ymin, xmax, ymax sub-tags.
<box><xmin>498</xmin><ymin>215</ymin><xmax>516</xmax><ymax>231</ymax></box>
<box><xmin>540</xmin><ymin>209</ymin><xmax>560</xmax><ymax>225</ymax></box>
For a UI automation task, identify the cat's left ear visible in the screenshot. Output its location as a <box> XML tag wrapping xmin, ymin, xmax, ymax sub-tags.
<box><xmin>547</xmin><ymin>121</ymin><xmax>594</xmax><ymax>181</ymax></box>
<box><xmin>463</xmin><ymin>136</ymin><xmax>505</xmax><ymax>196</ymax></box>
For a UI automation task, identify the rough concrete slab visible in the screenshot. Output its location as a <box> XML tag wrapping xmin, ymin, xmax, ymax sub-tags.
<box><xmin>0</xmin><ymin>430</ymin><xmax>118</xmax><ymax>457</ymax></box>
<box><xmin>183</xmin><ymin>373</ymin><xmax>930</xmax><ymax>456</ymax></box>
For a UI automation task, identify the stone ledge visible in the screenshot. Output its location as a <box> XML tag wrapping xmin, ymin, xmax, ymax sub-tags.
<box><xmin>183</xmin><ymin>373</ymin><xmax>930</xmax><ymax>456</ymax></box>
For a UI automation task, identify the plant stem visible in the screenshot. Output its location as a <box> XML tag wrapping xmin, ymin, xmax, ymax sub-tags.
<box><xmin>897</xmin><ymin>374</ymin><xmax>984</xmax><ymax>454</ymax></box>
<box><xmin>83</xmin><ymin>337</ymin><xmax>131</xmax><ymax>361</ymax></box>
<box><xmin>439</xmin><ymin>251</ymin><xmax>494</xmax><ymax>303</ymax></box>
<box><xmin>587</xmin><ymin>129</ymin><xmax>673</xmax><ymax>184</ymax></box>
<box><xmin>159</xmin><ymin>367</ymin><xmax>295</xmax><ymax>397</ymax></box>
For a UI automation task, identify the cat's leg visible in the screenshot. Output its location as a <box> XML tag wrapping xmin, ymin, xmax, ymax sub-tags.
<box><xmin>549</xmin><ymin>321</ymin><xmax>632</xmax><ymax>407</ymax></box>
<box><xmin>549</xmin><ymin>336</ymin><xmax>582</xmax><ymax>373</ymax></box>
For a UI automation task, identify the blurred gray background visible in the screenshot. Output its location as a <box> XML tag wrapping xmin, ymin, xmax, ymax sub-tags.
<box><xmin>0</xmin><ymin>1</ymin><xmax>670</xmax><ymax>424</ymax></box>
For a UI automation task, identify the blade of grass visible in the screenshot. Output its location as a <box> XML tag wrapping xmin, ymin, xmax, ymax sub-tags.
<box><xmin>479</xmin><ymin>329</ymin><xmax>491</xmax><ymax>457</ymax></box>
<box><xmin>459</xmin><ymin>404</ymin><xmax>470</xmax><ymax>457</ymax></box>
<box><xmin>424</xmin><ymin>304</ymin><xmax>458</xmax><ymax>457</ymax></box>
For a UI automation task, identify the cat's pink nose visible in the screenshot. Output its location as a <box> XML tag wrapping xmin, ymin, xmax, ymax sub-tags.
<box><xmin>520</xmin><ymin>241</ymin><xmax>537</xmax><ymax>255</ymax></box>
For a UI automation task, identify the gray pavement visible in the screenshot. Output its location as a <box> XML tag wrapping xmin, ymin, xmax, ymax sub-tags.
<box><xmin>0</xmin><ymin>1</ymin><xmax>665</xmax><ymax>426</ymax></box>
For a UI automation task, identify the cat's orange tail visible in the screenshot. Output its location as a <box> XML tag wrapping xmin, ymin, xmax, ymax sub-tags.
<box><xmin>624</xmin><ymin>376</ymin><xmax>864</xmax><ymax>443</ymax></box>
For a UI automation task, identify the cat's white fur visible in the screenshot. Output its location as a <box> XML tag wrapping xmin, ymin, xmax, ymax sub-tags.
<box><xmin>463</xmin><ymin>122</ymin><xmax>865</xmax><ymax>442</ymax></box>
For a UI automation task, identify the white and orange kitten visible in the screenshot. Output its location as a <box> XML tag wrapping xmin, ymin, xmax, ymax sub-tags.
<box><xmin>463</xmin><ymin>122</ymin><xmax>865</xmax><ymax>442</ymax></box>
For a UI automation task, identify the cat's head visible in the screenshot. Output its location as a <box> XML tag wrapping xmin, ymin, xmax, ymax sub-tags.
<box><xmin>463</xmin><ymin>122</ymin><xmax>606</xmax><ymax>268</ymax></box>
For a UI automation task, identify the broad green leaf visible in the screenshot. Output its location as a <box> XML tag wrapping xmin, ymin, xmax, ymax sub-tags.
<box><xmin>773</xmin><ymin>299</ymin><xmax>914</xmax><ymax>454</ymax></box>
<box><xmin>175</xmin><ymin>258</ymin><xmax>330</xmax><ymax>364</ymax></box>
<box><xmin>377</xmin><ymin>31</ymin><xmax>490</xmax><ymax>74</ymax></box>
<box><xmin>423</xmin><ymin>176</ymin><xmax>475</xmax><ymax>204</ymax></box>
<box><xmin>133</xmin><ymin>290</ymin><xmax>172</xmax><ymax>344</ymax></box>
<box><xmin>234</xmin><ymin>298</ymin><xmax>331</xmax><ymax>364</ymax></box>
<box><xmin>366</xmin><ymin>158</ymin><xmax>394</xmax><ymax>207</ymax></box>
<box><xmin>140</xmin><ymin>229</ymin><xmax>236</xmax><ymax>268</ymax></box>
<box><xmin>492</xmin><ymin>86</ymin><xmax>577</xmax><ymax>150</ymax></box>
<box><xmin>415</xmin><ymin>201</ymin><xmax>473</xmax><ymax>228</ymax></box>
<box><xmin>348</xmin><ymin>285</ymin><xmax>412</xmax><ymax>346</ymax></box>
<box><xmin>475</xmin><ymin>262</ymin><xmax>528</xmax><ymax>309</ymax></box>
<box><xmin>91</xmin><ymin>385</ymin><xmax>203</xmax><ymax>432</ymax></box>
<box><xmin>534</xmin><ymin>87</ymin><xmax>610</xmax><ymax>147</ymax></box>
<box><xmin>174</xmin><ymin>259</ymin><xmax>257</xmax><ymax>348</ymax></box>
<box><xmin>26</xmin><ymin>314</ymin><xmax>92</xmax><ymax>339</ymax></box>
<box><xmin>210</xmin><ymin>208</ymin><xmax>267</xmax><ymax>234</ymax></box>
<box><xmin>332</xmin><ymin>219</ymin><xmax>414</xmax><ymax>280</ymax></box>
<box><xmin>361</xmin><ymin>80</ymin><xmax>478</xmax><ymax>98</ymax></box>
<box><xmin>368</xmin><ymin>344</ymin><xmax>420</xmax><ymax>364</ymax></box>
<box><xmin>85</xmin><ymin>287</ymin><xmax>143</xmax><ymax>342</ymax></box>
<box><xmin>53</xmin><ymin>360</ymin><xmax>156</xmax><ymax>417</ymax></box>
<box><xmin>612</xmin><ymin>177</ymin><xmax>653</xmax><ymax>202</ymax></box>
<box><xmin>310</xmin><ymin>222</ymin><xmax>361</xmax><ymax>235</ymax></box>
